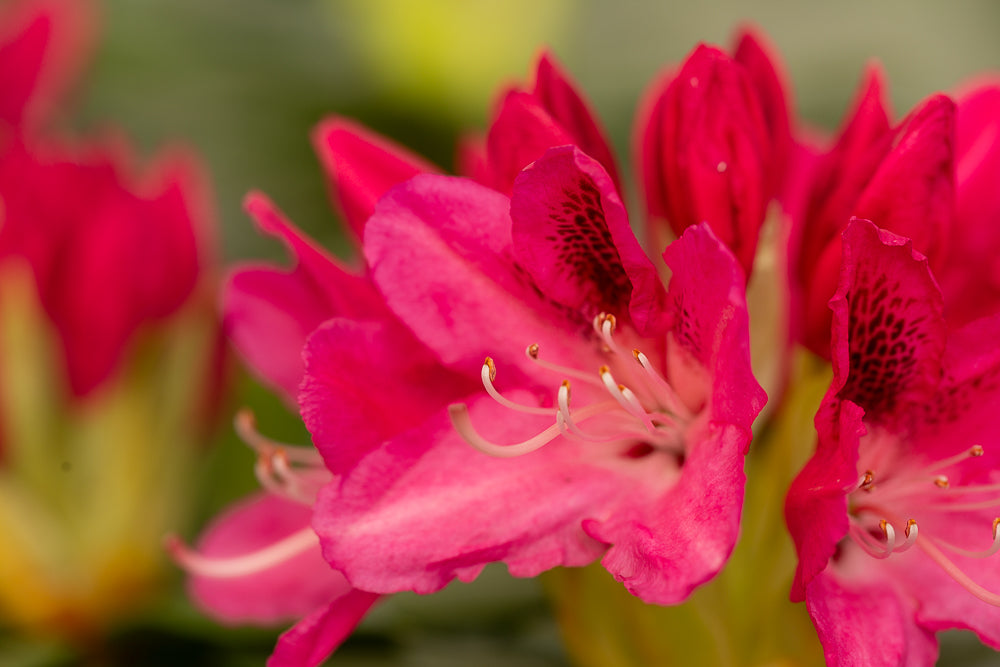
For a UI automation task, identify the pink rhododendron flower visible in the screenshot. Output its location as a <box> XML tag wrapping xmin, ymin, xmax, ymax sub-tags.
<box><xmin>786</xmin><ymin>218</ymin><xmax>1000</xmax><ymax>666</ymax></box>
<box><xmin>792</xmin><ymin>67</ymin><xmax>956</xmax><ymax>357</ymax></box>
<box><xmin>636</xmin><ymin>27</ymin><xmax>792</xmax><ymax>274</ymax></box>
<box><xmin>0</xmin><ymin>0</ymin><xmax>95</xmax><ymax>133</ymax></box>
<box><xmin>177</xmin><ymin>51</ymin><xmax>634</xmax><ymax>666</ymax></box>
<box><xmin>304</xmin><ymin>144</ymin><xmax>764</xmax><ymax>605</ymax></box>
<box><xmin>0</xmin><ymin>136</ymin><xmax>207</xmax><ymax>397</ymax></box>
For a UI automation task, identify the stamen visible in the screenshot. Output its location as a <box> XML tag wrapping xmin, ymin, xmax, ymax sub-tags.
<box><xmin>269</xmin><ymin>450</ymin><xmax>316</xmax><ymax>504</ymax></box>
<box><xmin>556</xmin><ymin>382</ymin><xmax>630</xmax><ymax>442</ymax></box>
<box><xmin>165</xmin><ymin>528</ymin><xmax>319</xmax><ymax>578</ymax></box>
<box><xmin>632</xmin><ymin>349</ymin><xmax>691</xmax><ymax>419</ymax></box>
<box><xmin>481</xmin><ymin>357</ymin><xmax>552</xmax><ymax>415</ymax></box>
<box><xmin>450</xmin><ymin>400</ymin><xmax>624</xmax><ymax>458</ymax></box>
<box><xmin>235</xmin><ymin>409</ymin><xmax>323</xmax><ymax>465</ymax></box>
<box><xmin>895</xmin><ymin>519</ymin><xmax>918</xmax><ymax>553</ymax></box>
<box><xmin>253</xmin><ymin>448</ymin><xmax>316</xmax><ymax>504</ymax></box>
<box><xmin>938</xmin><ymin>482</ymin><xmax>1000</xmax><ymax>496</ymax></box>
<box><xmin>880</xmin><ymin>519</ymin><xmax>897</xmax><ymax>553</ymax></box>
<box><xmin>557</xmin><ymin>381</ymin><xmax>588</xmax><ymax>439</ymax></box>
<box><xmin>858</xmin><ymin>470</ymin><xmax>875</xmax><ymax>491</ymax></box>
<box><xmin>450</xmin><ymin>403</ymin><xmax>565</xmax><ymax>458</ymax></box>
<box><xmin>932</xmin><ymin>518</ymin><xmax>1000</xmax><ymax>559</ymax></box>
<box><xmin>600</xmin><ymin>366</ymin><xmax>643</xmax><ymax>419</ymax></box>
<box><xmin>524</xmin><ymin>344</ymin><xmax>603</xmax><ymax>386</ymax></box>
<box><xmin>935</xmin><ymin>475</ymin><xmax>950</xmax><ymax>489</ymax></box>
<box><xmin>619</xmin><ymin>386</ymin><xmax>656</xmax><ymax>433</ymax></box>
<box><xmin>594</xmin><ymin>313</ymin><xmax>623</xmax><ymax>355</ymax></box>
<box><xmin>920</xmin><ymin>445</ymin><xmax>986</xmax><ymax>474</ymax></box>
<box><xmin>254</xmin><ymin>451</ymin><xmax>283</xmax><ymax>496</ymax></box>
<box><xmin>848</xmin><ymin>521</ymin><xmax>893</xmax><ymax>559</ymax></box>
<box><xmin>917</xmin><ymin>536</ymin><xmax>1000</xmax><ymax>607</ymax></box>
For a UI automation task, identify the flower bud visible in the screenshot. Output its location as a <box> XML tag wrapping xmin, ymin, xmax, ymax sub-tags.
<box><xmin>638</xmin><ymin>37</ymin><xmax>789</xmax><ymax>276</ymax></box>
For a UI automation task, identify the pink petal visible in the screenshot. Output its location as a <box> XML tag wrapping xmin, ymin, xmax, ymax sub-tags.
<box><xmin>300</xmin><ymin>317</ymin><xmax>475</xmax><ymax>474</ymax></box>
<box><xmin>732</xmin><ymin>25</ymin><xmax>793</xmax><ymax>187</ymax></box>
<box><xmin>363</xmin><ymin>174</ymin><xmax>584</xmax><ymax>382</ymax></box>
<box><xmin>661</xmin><ymin>224</ymin><xmax>765</xmax><ymax>429</ymax></box>
<box><xmin>188</xmin><ymin>494</ymin><xmax>354</xmax><ymax>625</ymax></box>
<box><xmin>510</xmin><ymin>145</ymin><xmax>667</xmax><ymax>335</ymax></box>
<box><xmin>786</xmin><ymin>399</ymin><xmax>865</xmax><ymax>601</ymax></box>
<box><xmin>0</xmin><ymin>139</ymin><xmax>204</xmax><ymax>396</ymax></box>
<box><xmin>911</xmin><ymin>310</ymin><xmax>1000</xmax><ymax>470</ymax></box>
<box><xmin>0</xmin><ymin>0</ymin><xmax>95</xmax><ymax>130</ymax></box>
<box><xmin>940</xmin><ymin>80</ymin><xmax>1000</xmax><ymax>327</ymax></box>
<box><xmin>484</xmin><ymin>89</ymin><xmax>576</xmax><ymax>196</ymax></box>
<box><xmin>268</xmin><ymin>590</ymin><xmax>380</xmax><ymax>667</ymax></box>
<box><xmin>531</xmin><ymin>51</ymin><xmax>621</xmax><ymax>192</ymax></box>
<box><xmin>312</xmin><ymin>116</ymin><xmax>438</xmax><ymax>241</ymax></box>
<box><xmin>314</xmin><ymin>396</ymin><xmax>624</xmax><ymax>595</ymax></box>
<box><xmin>854</xmin><ymin>94</ymin><xmax>956</xmax><ymax>271</ymax></box>
<box><xmin>224</xmin><ymin>193</ymin><xmax>385</xmax><ymax>400</ymax></box>
<box><xmin>830</xmin><ymin>219</ymin><xmax>946</xmax><ymax>424</ymax></box>
<box><xmin>797</xmin><ymin>66</ymin><xmax>892</xmax><ymax>356</ymax></box>
<box><xmin>455</xmin><ymin>131</ymin><xmax>489</xmax><ymax>184</ymax></box>
<box><xmin>585</xmin><ymin>423</ymin><xmax>749</xmax><ymax>605</ymax></box>
<box><xmin>806</xmin><ymin>570</ymin><xmax>938</xmax><ymax>667</ymax></box>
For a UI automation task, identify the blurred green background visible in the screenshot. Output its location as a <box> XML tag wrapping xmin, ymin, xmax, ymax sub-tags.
<box><xmin>21</xmin><ymin>0</ymin><xmax>1000</xmax><ymax>664</ymax></box>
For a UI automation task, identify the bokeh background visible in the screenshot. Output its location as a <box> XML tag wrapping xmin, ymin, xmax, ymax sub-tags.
<box><xmin>9</xmin><ymin>0</ymin><xmax>1000</xmax><ymax>664</ymax></box>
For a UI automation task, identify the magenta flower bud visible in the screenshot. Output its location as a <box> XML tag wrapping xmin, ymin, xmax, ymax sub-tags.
<box><xmin>638</xmin><ymin>38</ymin><xmax>787</xmax><ymax>277</ymax></box>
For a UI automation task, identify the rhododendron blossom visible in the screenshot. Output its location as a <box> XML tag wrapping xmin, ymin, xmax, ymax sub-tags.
<box><xmin>305</xmin><ymin>144</ymin><xmax>764</xmax><ymax>605</ymax></box>
<box><xmin>786</xmin><ymin>219</ymin><xmax>1000</xmax><ymax>666</ymax></box>
<box><xmin>174</xmin><ymin>49</ymin><xmax>661</xmax><ymax>666</ymax></box>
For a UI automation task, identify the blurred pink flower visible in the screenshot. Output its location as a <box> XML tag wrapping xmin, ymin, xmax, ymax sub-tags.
<box><xmin>0</xmin><ymin>0</ymin><xmax>219</xmax><ymax>638</ymax></box>
<box><xmin>0</xmin><ymin>0</ymin><xmax>95</xmax><ymax>133</ymax></box>
<box><xmin>786</xmin><ymin>219</ymin><xmax>1000</xmax><ymax>666</ymax></box>
<box><xmin>0</xmin><ymin>136</ymin><xmax>208</xmax><ymax>397</ymax></box>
